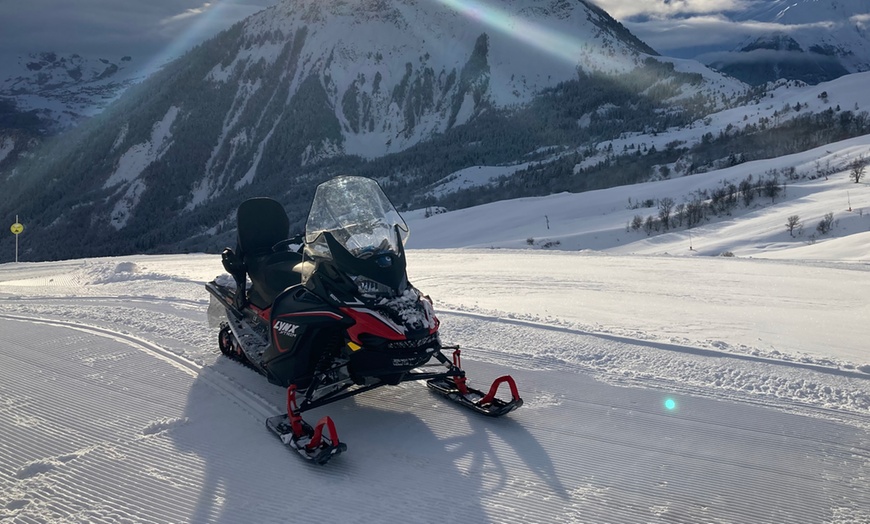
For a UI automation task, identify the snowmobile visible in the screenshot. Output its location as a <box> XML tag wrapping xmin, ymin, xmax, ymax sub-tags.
<box><xmin>205</xmin><ymin>175</ymin><xmax>522</xmax><ymax>464</ymax></box>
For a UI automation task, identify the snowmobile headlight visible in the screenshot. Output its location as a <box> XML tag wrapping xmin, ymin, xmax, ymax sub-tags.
<box><xmin>351</xmin><ymin>275</ymin><xmax>393</xmax><ymax>297</ymax></box>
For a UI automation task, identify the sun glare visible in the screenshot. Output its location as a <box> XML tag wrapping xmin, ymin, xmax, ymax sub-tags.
<box><xmin>429</xmin><ymin>0</ymin><xmax>631</xmax><ymax>69</ymax></box>
<box><xmin>144</xmin><ymin>2</ymin><xmax>232</xmax><ymax>76</ymax></box>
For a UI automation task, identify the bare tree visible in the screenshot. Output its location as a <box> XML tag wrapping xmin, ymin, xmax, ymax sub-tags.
<box><xmin>850</xmin><ymin>156</ymin><xmax>866</xmax><ymax>184</ymax></box>
<box><xmin>739</xmin><ymin>175</ymin><xmax>755</xmax><ymax>206</ymax></box>
<box><xmin>658</xmin><ymin>197</ymin><xmax>675</xmax><ymax>231</ymax></box>
<box><xmin>763</xmin><ymin>175</ymin><xmax>782</xmax><ymax>203</ymax></box>
<box><xmin>785</xmin><ymin>215</ymin><xmax>801</xmax><ymax>237</ymax></box>
<box><xmin>631</xmin><ymin>215</ymin><xmax>643</xmax><ymax>232</ymax></box>
<box><xmin>644</xmin><ymin>215</ymin><xmax>655</xmax><ymax>236</ymax></box>
<box><xmin>816</xmin><ymin>212</ymin><xmax>835</xmax><ymax>235</ymax></box>
<box><xmin>673</xmin><ymin>203</ymin><xmax>686</xmax><ymax>228</ymax></box>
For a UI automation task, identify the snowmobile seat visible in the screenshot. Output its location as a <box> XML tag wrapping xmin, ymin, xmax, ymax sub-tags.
<box><xmin>235</xmin><ymin>197</ymin><xmax>303</xmax><ymax>309</ymax></box>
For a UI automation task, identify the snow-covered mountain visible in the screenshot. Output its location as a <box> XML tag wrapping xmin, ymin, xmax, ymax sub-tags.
<box><xmin>0</xmin><ymin>52</ymin><xmax>141</xmax><ymax>132</ymax></box>
<box><xmin>208</xmin><ymin>0</ymin><xmax>657</xmax><ymax>161</ymax></box>
<box><xmin>0</xmin><ymin>0</ymin><xmax>750</xmax><ymax>261</ymax></box>
<box><xmin>706</xmin><ymin>0</ymin><xmax>870</xmax><ymax>84</ymax></box>
<box><xmin>0</xmin><ymin>52</ymin><xmax>142</xmax><ymax>179</ymax></box>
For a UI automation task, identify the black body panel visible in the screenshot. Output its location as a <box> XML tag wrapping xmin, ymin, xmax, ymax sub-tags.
<box><xmin>264</xmin><ymin>285</ymin><xmax>351</xmax><ymax>388</ymax></box>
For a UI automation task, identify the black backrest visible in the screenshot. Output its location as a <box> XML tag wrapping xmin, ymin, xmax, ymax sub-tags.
<box><xmin>236</xmin><ymin>197</ymin><xmax>290</xmax><ymax>259</ymax></box>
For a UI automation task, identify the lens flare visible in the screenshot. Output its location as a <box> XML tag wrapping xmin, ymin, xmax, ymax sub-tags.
<box><xmin>143</xmin><ymin>2</ymin><xmax>237</xmax><ymax>76</ymax></box>
<box><xmin>430</xmin><ymin>0</ymin><xmax>628</xmax><ymax>69</ymax></box>
<box><xmin>664</xmin><ymin>398</ymin><xmax>676</xmax><ymax>411</ymax></box>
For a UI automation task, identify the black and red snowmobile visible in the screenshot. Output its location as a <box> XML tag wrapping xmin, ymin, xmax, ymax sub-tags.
<box><xmin>205</xmin><ymin>175</ymin><xmax>522</xmax><ymax>465</ymax></box>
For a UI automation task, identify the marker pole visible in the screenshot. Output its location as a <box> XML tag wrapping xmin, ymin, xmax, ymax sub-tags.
<box><xmin>10</xmin><ymin>215</ymin><xmax>24</xmax><ymax>263</ymax></box>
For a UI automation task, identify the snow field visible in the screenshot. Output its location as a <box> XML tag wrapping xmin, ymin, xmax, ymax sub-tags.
<box><xmin>0</xmin><ymin>255</ymin><xmax>868</xmax><ymax>522</ymax></box>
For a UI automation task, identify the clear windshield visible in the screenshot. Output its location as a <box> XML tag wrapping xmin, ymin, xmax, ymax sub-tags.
<box><xmin>305</xmin><ymin>176</ymin><xmax>409</xmax><ymax>259</ymax></box>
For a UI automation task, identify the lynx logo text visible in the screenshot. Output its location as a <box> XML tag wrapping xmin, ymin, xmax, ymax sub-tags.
<box><xmin>274</xmin><ymin>321</ymin><xmax>299</xmax><ymax>337</ymax></box>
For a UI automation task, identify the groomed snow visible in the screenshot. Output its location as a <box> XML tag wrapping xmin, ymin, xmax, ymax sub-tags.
<box><xmin>1</xmin><ymin>228</ymin><xmax>868</xmax><ymax>522</ymax></box>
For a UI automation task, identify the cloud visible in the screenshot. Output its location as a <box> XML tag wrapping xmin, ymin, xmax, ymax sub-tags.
<box><xmin>698</xmin><ymin>48</ymin><xmax>835</xmax><ymax>66</ymax></box>
<box><xmin>624</xmin><ymin>14</ymin><xmax>841</xmax><ymax>55</ymax></box>
<box><xmin>593</xmin><ymin>0</ymin><xmax>870</xmax><ymax>58</ymax></box>
<box><xmin>626</xmin><ymin>15</ymin><xmax>744</xmax><ymax>49</ymax></box>
<box><xmin>852</xmin><ymin>13</ymin><xmax>870</xmax><ymax>30</ymax></box>
<box><xmin>161</xmin><ymin>3</ymin><xmax>214</xmax><ymax>25</ymax></box>
<box><xmin>590</xmin><ymin>0</ymin><xmax>754</xmax><ymax>21</ymax></box>
<box><xmin>589</xmin><ymin>1</ymin><xmax>764</xmax><ymax>55</ymax></box>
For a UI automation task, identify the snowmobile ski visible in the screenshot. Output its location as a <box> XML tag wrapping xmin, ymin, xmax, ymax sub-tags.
<box><xmin>265</xmin><ymin>386</ymin><xmax>347</xmax><ymax>465</ymax></box>
<box><xmin>426</xmin><ymin>348</ymin><xmax>523</xmax><ymax>417</ymax></box>
<box><xmin>426</xmin><ymin>376</ymin><xmax>523</xmax><ymax>417</ymax></box>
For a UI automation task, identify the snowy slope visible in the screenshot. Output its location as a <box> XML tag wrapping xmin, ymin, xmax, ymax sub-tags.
<box><xmin>410</xmin><ymin>133</ymin><xmax>870</xmax><ymax>260</ymax></box>
<box><xmin>416</xmin><ymin>72</ymin><xmax>870</xmax><ymax>248</ymax></box>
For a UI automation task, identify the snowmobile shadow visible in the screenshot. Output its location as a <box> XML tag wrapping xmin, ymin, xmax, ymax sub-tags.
<box><xmin>337</xmin><ymin>388</ymin><xmax>569</xmax><ymax>502</ymax></box>
<box><xmin>312</xmin><ymin>398</ymin><xmax>515</xmax><ymax>519</ymax></box>
<box><xmin>171</xmin><ymin>376</ymin><xmax>275</xmax><ymax>524</ymax></box>
<box><xmin>429</xmin><ymin>401</ymin><xmax>570</xmax><ymax>502</ymax></box>
<box><xmin>171</xmin><ymin>372</ymin><xmax>496</xmax><ymax>523</ymax></box>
